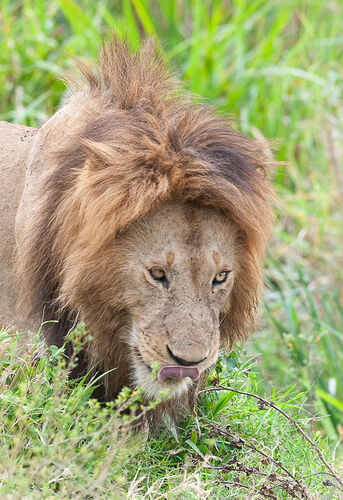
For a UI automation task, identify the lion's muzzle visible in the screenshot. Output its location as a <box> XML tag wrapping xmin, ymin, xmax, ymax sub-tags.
<box><xmin>157</xmin><ymin>365</ymin><xmax>200</xmax><ymax>382</ymax></box>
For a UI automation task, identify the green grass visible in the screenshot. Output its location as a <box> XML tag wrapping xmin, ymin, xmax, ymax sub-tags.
<box><xmin>1</xmin><ymin>0</ymin><xmax>343</xmax><ymax>497</ymax></box>
<box><xmin>0</xmin><ymin>329</ymin><xmax>339</xmax><ymax>498</ymax></box>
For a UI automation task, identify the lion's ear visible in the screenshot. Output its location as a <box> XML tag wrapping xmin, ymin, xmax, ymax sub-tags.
<box><xmin>220</xmin><ymin>244</ymin><xmax>262</xmax><ymax>348</ymax></box>
<box><xmin>82</xmin><ymin>139</ymin><xmax>115</xmax><ymax>170</ymax></box>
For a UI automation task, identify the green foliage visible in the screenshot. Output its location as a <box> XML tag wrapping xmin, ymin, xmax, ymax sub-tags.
<box><xmin>0</xmin><ymin>330</ymin><xmax>339</xmax><ymax>498</ymax></box>
<box><xmin>256</xmin><ymin>265</ymin><xmax>343</xmax><ymax>446</ymax></box>
<box><xmin>1</xmin><ymin>0</ymin><xmax>342</xmax><ymax>497</ymax></box>
<box><xmin>0</xmin><ymin>329</ymin><xmax>140</xmax><ymax>497</ymax></box>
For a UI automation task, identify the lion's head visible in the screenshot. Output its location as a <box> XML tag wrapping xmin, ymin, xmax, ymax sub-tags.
<box><xmin>105</xmin><ymin>201</ymin><xmax>238</xmax><ymax>400</ymax></box>
<box><xmin>16</xmin><ymin>37</ymin><xmax>275</xmax><ymax>409</ymax></box>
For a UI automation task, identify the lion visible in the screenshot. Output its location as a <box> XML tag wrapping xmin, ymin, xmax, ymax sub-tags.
<box><xmin>0</xmin><ymin>38</ymin><xmax>275</xmax><ymax>419</ymax></box>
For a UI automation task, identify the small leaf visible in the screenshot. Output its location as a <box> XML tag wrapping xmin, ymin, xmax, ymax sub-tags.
<box><xmin>190</xmin><ymin>430</ymin><xmax>197</xmax><ymax>444</ymax></box>
<box><xmin>185</xmin><ymin>439</ymin><xmax>205</xmax><ymax>458</ymax></box>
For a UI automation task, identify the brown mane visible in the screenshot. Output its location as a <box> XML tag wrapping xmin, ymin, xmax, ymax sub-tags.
<box><xmin>16</xmin><ymin>37</ymin><xmax>275</xmax><ymax>401</ymax></box>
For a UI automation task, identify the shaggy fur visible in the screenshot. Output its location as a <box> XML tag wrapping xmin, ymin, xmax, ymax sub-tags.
<box><xmin>13</xmin><ymin>37</ymin><xmax>276</xmax><ymax>413</ymax></box>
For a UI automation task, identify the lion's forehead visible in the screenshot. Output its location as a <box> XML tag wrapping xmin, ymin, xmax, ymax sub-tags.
<box><xmin>120</xmin><ymin>201</ymin><xmax>237</xmax><ymax>268</ymax></box>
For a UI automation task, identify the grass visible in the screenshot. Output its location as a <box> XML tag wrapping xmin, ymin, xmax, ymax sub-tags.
<box><xmin>0</xmin><ymin>329</ymin><xmax>339</xmax><ymax>498</ymax></box>
<box><xmin>1</xmin><ymin>0</ymin><xmax>343</xmax><ymax>497</ymax></box>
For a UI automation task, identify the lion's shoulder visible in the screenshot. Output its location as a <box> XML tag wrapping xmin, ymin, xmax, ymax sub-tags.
<box><xmin>0</xmin><ymin>122</ymin><xmax>37</xmax><ymax>329</ymax></box>
<box><xmin>0</xmin><ymin>120</ymin><xmax>37</xmax><ymax>230</ymax></box>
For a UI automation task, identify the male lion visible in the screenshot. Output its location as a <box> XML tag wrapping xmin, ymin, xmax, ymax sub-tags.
<box><xmin>0</xmin><ymin>38</ymin><xmax>275</xmax><ymax>417</ymax></box>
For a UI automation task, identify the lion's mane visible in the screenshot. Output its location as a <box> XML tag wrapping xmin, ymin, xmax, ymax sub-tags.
<box><xmin>16</xmin><ymin>37</ymin><xmax>275</xmax><ymax>401</ymax></box>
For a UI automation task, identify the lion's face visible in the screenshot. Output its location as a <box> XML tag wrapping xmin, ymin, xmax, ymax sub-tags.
<box><xmin>113</xmin><ymin>202</ymin><xmax>237</xmax><ymax>399</ymax></box>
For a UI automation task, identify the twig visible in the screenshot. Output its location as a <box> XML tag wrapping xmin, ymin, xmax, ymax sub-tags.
<box><xmin>206</xmin><ymin>420</ymin><xmax>298</xmax><ymax>481</ymax></box>
<box><xmin>221</xmin><ymin>481</ymin><xmax>249</xmax><ymax>489</ymax></box>
<box><xmin>204</xmin><ymin>420</ymin><xmax>308</xmax><ymax>499</ymax></box>
<box><xmin>200</xmin><ymin>385</ymin><xmax>343</xmax><ymax>489</ymax></box>
<box><xmin>8</xmin><ymin>363</ymin><xmax>23</xmax><ymax>390</ymax></box>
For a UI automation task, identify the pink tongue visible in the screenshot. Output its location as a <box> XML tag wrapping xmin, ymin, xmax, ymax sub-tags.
<box><xmin>157</xmin><ymin>365</ymin><xmax>200</xmax><ymax>383</ymax></box>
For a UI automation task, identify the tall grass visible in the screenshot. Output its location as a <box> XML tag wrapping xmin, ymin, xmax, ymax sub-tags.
<box><xmin>0</xmin><ymin>329</ymin><xmax>338</xmax><ymax>498</ymax></box>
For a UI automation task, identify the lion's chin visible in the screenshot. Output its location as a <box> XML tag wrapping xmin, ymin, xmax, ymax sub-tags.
<box><xmin>131</xmin><ymin>359</ymin><xmax>194</xmax><ymax>401</ymax></box>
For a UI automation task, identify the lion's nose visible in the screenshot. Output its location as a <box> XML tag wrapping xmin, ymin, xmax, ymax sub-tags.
<box><xmin>167</xmin><ymin>345</ymin><xmax>208</xmax><ymax>366</ymax></box>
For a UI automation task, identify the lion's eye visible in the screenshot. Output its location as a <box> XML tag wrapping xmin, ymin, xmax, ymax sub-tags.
<box><xmin>150</xmin><ymin>268</ymin><xmax>166</xmax><ymax>281</ymax></box>
<box><xmin>212</xmin><ymin>271</ymin><xmax>229</xmax><ymax>286</ymax></box>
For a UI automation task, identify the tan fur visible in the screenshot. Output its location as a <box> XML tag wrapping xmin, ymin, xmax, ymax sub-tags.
<box><xmin>0</xmin><ymin>37</ymin><xmax>276</xmax><ymax>417</ymax></box>
<box><xmin>0</xmin><ymin>122</ymin><xmax>37</xmax><ymax>329</ymax></box>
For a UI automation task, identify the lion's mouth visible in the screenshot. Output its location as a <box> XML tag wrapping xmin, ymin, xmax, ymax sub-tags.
<box><xmin>133</xmin><ymin>348</ymin><xmax>200</xmax><ymax>383</ymax></box>
<box><xmin>157</xmin><ymin>365</ymin><xmax>200</xmax><ymax>382</ymax></box>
